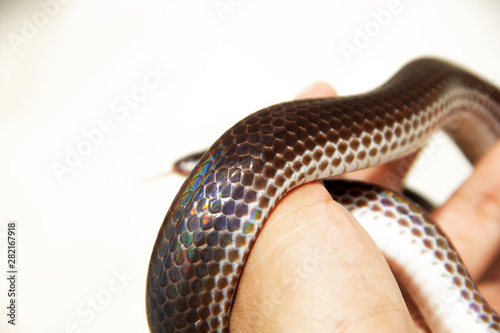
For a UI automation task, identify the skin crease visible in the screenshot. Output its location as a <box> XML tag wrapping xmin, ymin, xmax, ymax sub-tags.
<box><xmin>229</xmin><ymin>82</ymin><xmax>500</xmax><ymax>332</ymax></box>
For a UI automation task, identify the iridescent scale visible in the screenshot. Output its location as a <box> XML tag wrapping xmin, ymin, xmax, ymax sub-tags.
<box><xmin>146</xmin><ymin>58</ymin><xmax>500</xmax><ymax>332</ymax></box>
<box><xmin>326</xmin><ymin>180</ymin><xmax>500</xmax><ymax>332</ymax></box>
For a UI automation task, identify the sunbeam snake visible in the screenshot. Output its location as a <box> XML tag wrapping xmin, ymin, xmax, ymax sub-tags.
<box><xmin>146</xmin><ymin>58</ymin><xmax>500</xmax><ymax>332</ymax></box>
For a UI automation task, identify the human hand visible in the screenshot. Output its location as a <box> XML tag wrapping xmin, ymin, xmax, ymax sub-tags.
<box><xmin>230</xmin><ymin>82</ymin><xmax>500</xmax><ymax>332</ymax></box>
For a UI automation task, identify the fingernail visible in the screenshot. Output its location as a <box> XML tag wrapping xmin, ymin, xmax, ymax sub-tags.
<box><xmin>295</xmin><ymin>82</ymin><xmax>337</xmax><ymax>99</ymax></box>
<box><xmin>295</xmin><ymin>82</ymin><xmax>318</xmax><ymax>99</ymax></box>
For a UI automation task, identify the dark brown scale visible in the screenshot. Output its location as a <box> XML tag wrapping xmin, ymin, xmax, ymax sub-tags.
<box><xmin>146</xmin><ymin>59</ymin><xmax>500</xmax><ymax>332</ymax></box>
<box><xmin>423</xmin><ymin>238</ymin><xmax>434</xmax><ymax>249</ymax></box>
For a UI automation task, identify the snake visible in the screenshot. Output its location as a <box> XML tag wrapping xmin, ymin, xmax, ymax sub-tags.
<box><xmin>145</xmin><ymin>58</ymin><xmax>500</xmax><ymax>332</ymax></box>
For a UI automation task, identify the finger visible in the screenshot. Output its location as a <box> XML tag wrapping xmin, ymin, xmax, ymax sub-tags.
<box><xmin>230</xmin><ymin>181</ymin><xmax>416</xmax><ymax>332</ymax></box>
<box><xmin>295</xmin><ymin>81</ymin><xmax>337</xmax><ymax>99</ymax></box>
<box><xmin>478</xmin><ymin>252</ymin><xmax>500</xmax><ymax>311</ymax></box>
<box><xmin>432</xmin><ymin>139</ymin><xmax>500</xmax><ymax>279</ymax></box>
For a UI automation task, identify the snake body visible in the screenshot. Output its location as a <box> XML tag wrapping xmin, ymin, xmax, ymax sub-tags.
<box><xmin>146</xmin><ymin>58</ymin><xmax>500</xmax><ymax>332</ymax></box>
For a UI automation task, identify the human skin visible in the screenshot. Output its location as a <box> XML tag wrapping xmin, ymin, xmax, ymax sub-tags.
<box><xmin>230</xmin><ymin>82</ymin><xmax>500</xmax><ymax>332</ymax></box>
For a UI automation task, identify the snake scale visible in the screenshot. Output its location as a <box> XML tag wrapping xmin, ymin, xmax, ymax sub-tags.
<box><xmin>146</xmin><ymin>58</ymin><xmax>500</xmax><ymax>332</ymax></box>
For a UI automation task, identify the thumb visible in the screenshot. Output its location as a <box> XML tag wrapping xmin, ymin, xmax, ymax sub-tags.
<box><xmin>230</xmin><ymin>181</ymin><xmax>415</xmax><ymax>332</ymax></box>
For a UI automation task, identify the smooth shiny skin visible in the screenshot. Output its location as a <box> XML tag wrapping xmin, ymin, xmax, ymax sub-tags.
<box><xmin>146</xmin><ymin>58</ymin><xmax>500</xmax><ymax>332</ymax></box>
<box><xmin>326</xmin><ymin>180</ymin><xmax>499</xmax><ymax>332</ymax></box>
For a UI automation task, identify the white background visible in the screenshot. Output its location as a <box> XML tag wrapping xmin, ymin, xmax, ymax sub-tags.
<box><xmin>0</xmin><ymin>0</ymin><xmax>499</xmax><ymax>332</ymax></box>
